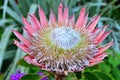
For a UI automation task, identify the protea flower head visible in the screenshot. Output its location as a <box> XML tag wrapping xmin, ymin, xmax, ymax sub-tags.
<box><xmin>13</xmin><ymin>3</ymin><xmax>113</xmax><ymax>78</ymax></box>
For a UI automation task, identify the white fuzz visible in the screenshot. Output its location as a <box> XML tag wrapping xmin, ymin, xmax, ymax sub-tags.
<box><xmin>50</xmin><ymin>27</ymin><xmax>80</xmax><ymax>49</ymax></box>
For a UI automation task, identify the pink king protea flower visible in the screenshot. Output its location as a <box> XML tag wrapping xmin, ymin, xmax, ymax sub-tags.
<box><xmin>13</xmin><ymin>3</ymin><xmax>113</xmax><ymax>79</ymax></box>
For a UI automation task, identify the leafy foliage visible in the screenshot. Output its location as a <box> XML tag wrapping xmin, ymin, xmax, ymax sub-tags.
<box><xmin>83</xmin><ymin>72</ymin><xmax>100</xmax><ymax>80</ymax></box>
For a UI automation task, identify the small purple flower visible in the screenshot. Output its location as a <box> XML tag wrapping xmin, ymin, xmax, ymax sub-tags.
<box><xmin>38</xmin><ymin>72</ymin><xmax>48</xmax><ymax>80</ymax></box>
<box><xmin>10</xmin><ymin>71</ymin><xmax>48</xmax><ymax>80</ymax></box>
<box><xmin>10</xmin><ymin>71</ymin><xmax>25</xmax><ymax>80</ymax></box>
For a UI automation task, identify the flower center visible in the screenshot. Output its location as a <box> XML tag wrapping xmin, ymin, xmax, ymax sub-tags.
<box><xmin>50</xmin><ymin>27</ymin><xmax>80</xmax><ymax>50</ymax></box>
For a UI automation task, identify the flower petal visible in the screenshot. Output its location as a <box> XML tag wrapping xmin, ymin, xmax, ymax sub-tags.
<box><xmin>49</xmin><ymin>9</ymin><xmax>56</xmax><ymax>24</ymax></box>
<box><xmin>96</xmin><ymin>40</ymin><xmax>113</xmax><ymax>55</ymax></box>
<box><xmin>22</xmin><ymin>17</ymin><xmax>35</xmax><ymax>35</ymax></box>
<box><xmin>92</xmin><ymin>27</ymin><xmax>100</xmax><ymax>36</ymax></box>
<box><xmin>29</xmin><ymin>14</ymin><xmax>41</xmax><ymax>31</ymax></box>
<box><xmin>12</xmin><ymin>30</ymin><xmax>31</xmax><ymax>46</ymax></box>
<box><xmin>38</xmin><ymin>6</ymin><xmax>48</xmax><ymax>27</ymax></box>
<box><xmin>95</xmin><ymin>25</ymin><xmax>108</xmax><ymax>41</ymax></box>
<box><xmin>13</xmin><ymin>40</ymin><xmax>30</xmax><ymax>54</ymax></box>
<box><xmin>89</xmin><ymin>52</ymin><xmax>107</xmax><ymax>63</ymax></box>
<box><xmin>76</xmin><ymin>7</ymin><xmax>86</xmax><ymax>28</ymax></box>
<box><xmin>97</xmin><ymin>30</ymin><xmax>112</xmax><ymax>44</ymax></box>
<box><xmin>23</xmin><ymin>28</ymin><xmax>32</xmax><ymax>38</ymax></box>
<box><xmin>88</xmin><ymin>60</ymin><xmax>103</xmax><ymax>67</ymax></box>
<box><xmin>87</xmin><ymin>15</ymin><xmax>100</xmax><ymax>32</ymax></box>
<box><xmin>69</xmin><ymin>14</ymin><xmax>75</xmax><ymax>27</ymax></box>
<box><xmin>24</xmin><ymin>56</ymin><xmax>43</xmax><ymax>68</ymax></box>
<box><xmin>81</xmin><ymin>12</ymin><xmax>88</xmax><ymax>28</ymax></box>
<box><xmin>94</xmin><ymin>52</ymin><xmax>108</xmax><ymax>59</ymax></box>
<box><xmin>58</xmin><ymin>3</ymin><xmax>64</xmax><ymax>25</ymax></box>
<box><xmin>63</xmin><ymin>7</ymin><xmax>69</xmax><ymax>24</ymax></box>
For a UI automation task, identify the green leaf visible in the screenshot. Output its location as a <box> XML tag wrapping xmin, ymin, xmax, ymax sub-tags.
<box><xmin>2</xmin><ymin>0</ymin><xmax>9</xmax><ymax>26</ymax></box>
<box><xmin>93</xmin><ymin>71</ymin><xmax>112</xmax><ymax>80</ymax></box>
<box><xmin>108</xmin><ymin>54</ymin><xmax>120</xmax><ymax>67</ymax></box>
<box><xmin>18</xmin><ymin>0</ymin><xmax>29</xmax><ymax>17</ymax></box>
<box><xmin>18</xmin><ymin>59</ymin><xmax>34</xmax><ymax>67</ymax></box>
<box><xmin>3</xmin><ymin>50</ymin><xmax>16</xmax><ymax>60</ymax></box>
<box><xmin>75</xmin><ymin>72</ymin><xmax>82</xmax><ymax>79</ymax></box>
<box><xmin>101</xmin><ymin>0</ymin><xmax>117</xmax><ymax>15</ymax></box>
<box><xmin>6</xmin><ymin>7</ymin><xmax>22</xmax><ymax>24</ymax></box>
<box><xmin>28</xmin><ymin>4</ymin><xmax>37</xmax><ymax>14</ymax></box>
<box><xmin>20</xmin><ymin>74</ymin><xmax>41</xmax><ymax>80</ymax></box>
<box><xmin>0</xmin><ymin>19</ymin><xmax>13</xmax><ymax>26</ymax></box>
<box><xmin>112</xmin><ymin>67</ymin><xmax>120</xmax><ymax>80</ymax></box>
<box><xmin>9</xmin><ymin>0</ymin><xmax>22</xmax><ymax>15</ymax></box>
<box><xmin>0</xmin><ymin>25</ymin><xmax>14</xmax><ymax>69</ymax></box>
<box><xmin>99</xmin><ymin>62</ymin><xmax>111</xmax><ymax>74</ymax></box>
<box><xmin>48</xmin><ymin>74</ymin><xmax>55</xmax><ymax>80</ymax></box>
<box><xmin>83</xmin><ymin>72</ymin><xmax>100</xmax><ymax>80</ymax></box>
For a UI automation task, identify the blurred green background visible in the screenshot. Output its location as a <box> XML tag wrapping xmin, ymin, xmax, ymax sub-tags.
<box><xmin>0</xmin><ymin>0</ymin><xmax>120</xmax><ymax>80</ymax></box>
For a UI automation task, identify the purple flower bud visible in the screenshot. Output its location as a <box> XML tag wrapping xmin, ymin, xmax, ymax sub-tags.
<box><xmin>10</xmin><ymin>71</ymin><xmax>25</xmax><ymax>80</ymax></box>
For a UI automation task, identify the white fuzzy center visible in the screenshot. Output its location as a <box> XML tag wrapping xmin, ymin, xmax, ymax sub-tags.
<box><xmin>50</xmin><ymin>27</ymin><xmax>80</xmax><ymax>49</ymax></box>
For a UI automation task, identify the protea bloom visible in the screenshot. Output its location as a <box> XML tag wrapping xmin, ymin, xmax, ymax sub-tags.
<box><xmin>13</xmin><ymin>3</ymin><xmax>113</xmax><ymax>79</ymax></box>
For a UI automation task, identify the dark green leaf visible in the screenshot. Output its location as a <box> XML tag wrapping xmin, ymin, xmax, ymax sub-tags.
<box><xmin>83</xmin><ymin>72</ymin><xmax>100</xmax><ymax>80</ymax></box>
<box><xmin>75</xmin><ymin>72</ymin><xmax>82</xmax><ymax>79</ymax></box>
<box><xmin>18</xmin><ymin>59</ymin><xmax>35</xmax><ymax>67</ymax></box>
<box><xmin>20</xmin><ymin>74</ymin><xmax>41</xmax><ymax>80</ymax></box>
<box><xmin>94</xmin><ymin>71</ymin><xmax>112</xmax><ymax>80</ymax></box>
<box><xmin>48</xmin><ymin>74</ymin><xmax>55</xmax><ymax>80</ymax></box>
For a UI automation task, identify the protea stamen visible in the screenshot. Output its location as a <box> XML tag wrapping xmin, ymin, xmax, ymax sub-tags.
<box><xmin>50</xmin><ymin>27</ymin><xmax>80</xmax><ymax>49</ymax></box>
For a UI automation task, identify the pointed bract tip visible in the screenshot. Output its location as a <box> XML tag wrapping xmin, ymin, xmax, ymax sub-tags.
<box><xmin>38</xmin><ymin>5</ymin><xmax>40</xmax><ymax>9</ymax></box>
<box><xmin>98</xmin><ymin>14</ymin><xmax>101</xmax><ymax>18</ymax></box>
<box><xmin>95</xmin><ymin>15</ymin><xmax>101</xmax><ymax>20</ymax></box>
<box><xmin>81</xmin><ymin>6</ymin><xmax>86</xmax><ymax>13</ymax></box>
<box><xmin>12</xmin><ymin>30</ymin><xmax>16</xmax><ymax>33</ymax></box>
<box><xmin>82</xmin><ymin>6</ymin><xmax>86</xmax><ymax>10</ymax></box>
<box><xmin>21</xmin><ymin>16</ymin><xmax>27</xmax><ymax>22</ymax></box>
<box><xmin>103</xmin><ymin>25</ymin><xmax>109</xmax><ymax>29</ymax></box>
<box><xmin>59</xmin><ymin>3</ymin><xmax>63</xmax><ymax>8</ymax></box>
<box><xmin>38</xmin><ymin>6</ymin><xmax>43</xmax><ymax>12</ymax></box>
<box><xmin>12</xmin><ymin>30</ymin><xmax>19</xmax><ymax>35</ymax></box>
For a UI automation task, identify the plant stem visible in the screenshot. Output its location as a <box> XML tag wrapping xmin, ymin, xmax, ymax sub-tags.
<box><xmin>55</xmin><ymin>75</ymin><xmax>66</xmax><ymax>80</ymax></box>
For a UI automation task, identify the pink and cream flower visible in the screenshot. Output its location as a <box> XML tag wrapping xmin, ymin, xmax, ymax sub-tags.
<box><xmin>13</xmin><ymin>3</ymin><xmax>113</xmax><ymax>76</ymax></box>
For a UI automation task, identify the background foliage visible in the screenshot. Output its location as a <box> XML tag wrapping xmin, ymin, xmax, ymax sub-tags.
<box><xmin>0</xmin><ymin>0</ymin><xmax>120</xmax><ymax>80</ymax></box>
